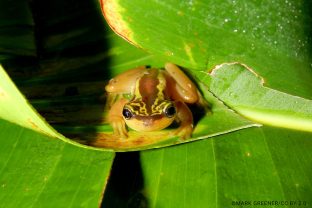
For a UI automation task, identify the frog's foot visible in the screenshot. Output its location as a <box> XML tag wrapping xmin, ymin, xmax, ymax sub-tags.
<box><xmin>173</xmin><ymin>124</ymin><xmax>193</xmax><ymax>140</ymax></box>
<box><xmin>111</xmin><ymin>119</ymin><xmax>128</xmax><ymax>139</ymax></box>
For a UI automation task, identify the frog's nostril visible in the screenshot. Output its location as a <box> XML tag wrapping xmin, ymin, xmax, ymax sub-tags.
<box><xmin>143</xmin><ymin>118</ymin><xmax>153</xmax><ymax>126</ymax></box>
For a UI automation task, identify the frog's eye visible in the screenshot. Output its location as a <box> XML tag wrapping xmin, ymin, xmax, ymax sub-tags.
<box><xmin>164</xmin><ymin>104</ymin><xmax>176</xmax><ymax>118</ymax></box>
<box><xmin>122</xmin><ymin>108</ymin><xmax>133</xmax><ymax>120</ymax></box>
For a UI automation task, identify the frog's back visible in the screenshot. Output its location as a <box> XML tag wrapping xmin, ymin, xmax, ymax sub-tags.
<box><xmin>130</xmin><ymin>68</ymin><xmax>169</xmax><ymax>113</ymax></box>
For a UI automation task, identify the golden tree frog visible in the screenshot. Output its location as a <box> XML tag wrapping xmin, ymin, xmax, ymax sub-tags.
<box><xmin>105</xmin><ymin>63</ymin><xmax>201</xmax><ymax>139</ymax></box>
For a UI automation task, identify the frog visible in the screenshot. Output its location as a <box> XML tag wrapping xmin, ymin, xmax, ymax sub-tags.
<box><xmin>105</xmin><ymin>63</ymin><xmax>201</xmax><ymax>139</ymax></box>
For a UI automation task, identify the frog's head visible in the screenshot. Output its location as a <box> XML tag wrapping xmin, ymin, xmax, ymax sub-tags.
<box><xmin>122</xmin><ymin>99</ymin><xmax>176</xmax><ymax>132</ymax></box>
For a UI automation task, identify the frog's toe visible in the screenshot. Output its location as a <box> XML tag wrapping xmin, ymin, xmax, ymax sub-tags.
<box><xmin>112</xmin><ymin>120</ymin><xmax>128</xmax><ymax>139</ymax></box>
<box><xmin>174</xmin><ymin>124</ymin><xmax>193</xmax><ymax>140</ymax></box>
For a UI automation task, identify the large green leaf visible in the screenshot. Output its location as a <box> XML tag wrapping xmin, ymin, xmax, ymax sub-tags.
<box><xmin>0</xmin><ymin>0</ymin><xmax>117</xmax><ymax>206</ymax></box>
<box><xmin>197</xmin><ymin>63</ymin><xmax>312</xmax><ymax>132</ymax></box>
<box><xmin>140</xmin><ymin>127</ymin><xmax>312</xmax><ymax>207</ymax></box>
<box><xmin>1</xmin><ymin>0</ymin><xmax>312</xmax><ymax>207</ymax></box>
<box><xmin>0</xmin><ymin>65</ymin><xmax>115</xmax><ymax>206</ymax></box>
<box><xmin>0</xmin><ymin>119</ymin><xmax>114</xmax><ymax>207</ymax></box>
<box><xmin>0</xmin><ymin>65</ymin><xmax>62</xmax><ymax>139</ymax></box>
<box><xmin>99</xmin><ymin>0</ymin><xmax>312</xmax><ymax>139</ymax></box>
<box><xmin>99</xmin><ymin>0</ymin><xmax>312</xmax><ymax>207</ymax></box>
<box><xmin>101</xmin><ymin>0</ymin><xmax>312</xmax><ymax>99</ymax></box>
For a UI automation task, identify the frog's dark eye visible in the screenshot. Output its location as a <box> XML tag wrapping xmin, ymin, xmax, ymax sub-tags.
<box><xmin>164</xmin><ymin>104</ymin><xmax>176</xmax><ymax>118</ymax></box>
<box><xmin>122</xmin><ymin>108</ymin><xmax>133</xmax><ymax>120</ymax></box>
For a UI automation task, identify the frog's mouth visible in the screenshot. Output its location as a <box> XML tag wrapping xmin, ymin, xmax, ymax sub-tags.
<box><xmin>124</xmin><ymin>115</ymin><xmax>176</xmax><ymax>132</ymax></box>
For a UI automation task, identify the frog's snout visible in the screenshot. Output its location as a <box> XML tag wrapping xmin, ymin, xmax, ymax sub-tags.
<box><xmin>105</xmin><ymin>79</ymin><xmax>116</xmax><ymax>92</ymax></box>
<box><xmin>143</xmin><ymin>118</ymin><xmax>154</xmax><ymax>127</ymax></box>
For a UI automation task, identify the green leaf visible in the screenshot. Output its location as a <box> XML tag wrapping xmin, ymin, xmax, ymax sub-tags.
<box><xmin>99</xmin><ymin>0</ymin><xmax>312</xmax><ymax>206</ymax></box>
<box><xmin>0</xmin><ymin>65</ymin><xmax>115</xmax><ymax>206</ymax></box>
<box><xmin>101</xmin><ymin>0</ymin><xmax>312</xmax><ymax>98</ymax></box>
<box><xmin>0</xmin><ymin>118</ymin><xmax>114</xmax><ymax>207</ymax></box>
<box><xmin>1</xmin><ymin>0</ymin><xmax>312</xmax><ymax>206</ymax></box>
<box><xmin>97</xmin><ymin>0</ymin><xmax>312</xmax><ymax>148</ymax></box>
<box><xmin>140</xmin><ymin>127</ymin><xmax>312</xmax><ymax>207</ymax></box>
<box><xmin>0</xmin><ymin>1</ymin><xmax>116</xmax><ymax>204</ymax></box>
<box><xmin>0</xmin><ymin>65</ymin><xmax>62</xmax><ymax>139</ymax></box>
<box><xmin>197</xmin><ymin>63</ymin><xmax>312</xmax><ymax>132</ymax></box>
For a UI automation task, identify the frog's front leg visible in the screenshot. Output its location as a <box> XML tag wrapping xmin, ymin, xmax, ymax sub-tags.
<box><xmin>174</xmin><ymin>101</ymin><xmax>194</xmax><ymax>139</ymax></box>
<box><xmin>108</xmin><ymin>98</ymin><xmax>129</xmax><ymax>138</ymax></box>
<box><xmin>165</xmin><ymin>63</ymin><xmax>199</xmax><ymax>103</ymax></box>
